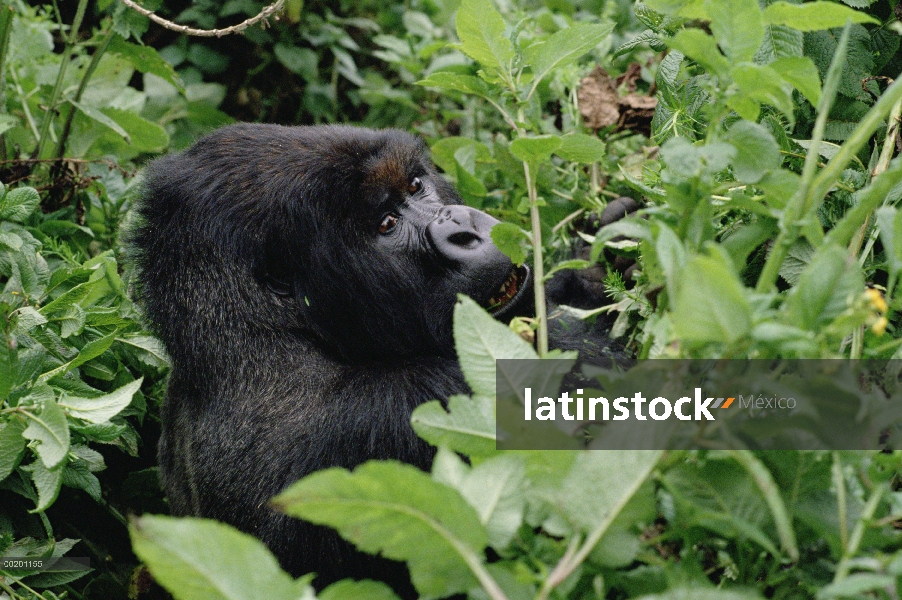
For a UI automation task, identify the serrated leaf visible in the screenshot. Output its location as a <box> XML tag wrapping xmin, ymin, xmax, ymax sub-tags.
<box><xmin>457</xmin><ymin>454</ymin><xmax>525</xmax><ymax>548</ymax></box>
<box><xmin>412</xmin><ymin>395</ymin><xmax>496</xmax><ymax>456</ymax></box>
<box><xmin>21</xmin><ymin>459</ymin><xmax>65</xmax><ymax>512</ymax></box>
<box><xmin>784</xmin><ymin>243</ymin><xmax>864</xmax><ymax>330</ymax></box>
<box><xmin>0</xmin><ymin>419</ymin><xmax>26</xmax><ymax>481</ymax></box>
<box><xmin>489</xmin><ymin>222</ymin><xmax>527</xmax><ymax>265</ymax></box>
<box><xmin>731</xmin><ymin>63</ymin><xmax>795</xmax><ymax>121</ymax></box>
<box><xmin>524</xmin><ymin>22</ymin><xmax>614</xmax><ymax>88</ymax></box>
<box><xmin>0</xmin><ymin>186</ymin><xmax>40</xmax><ymax>222</ymax></box>
<box><xmin>116</xmin><ymin>334</ymin><xmax>170</xmax><ymax>368</ymax></box>
<box><xmin>555</xmin><ymin>133</ymin><xmax>606</xmax><ymax>163</ymax></box>
<box><xmin>273</xmin><ymin>461</ymin><xmax>488</xmax><ymax>598</ymax></box>
<box><xmin>725</xmin><ymin>120</ymin><xmax>781</xmax><ymax>183</ymax></box>
<box><xmin>454</xmin><ymin>296</ymin><xmax>536</xmax><ymax>399</ymax></box>
<box><xmin>706</xmin><ymin>0</ymin><xmax>765</xmax><ymax>64</ymax></box>
<box><xmin>509</xmin><ymin>135</ymin><xmax>561</xmax><ymax>166</ymax></box>
<box><xmin>58</xmin><ymin>378</ymin><xmax>143</xmax><ymax>424</ymax></box>
<box><xmin>763</xmin><ymin>2</ymin><xmax>878</xmax><ymax>31</ymax></box>
<box><xmin>108</xmin><ymin>35</ymin><xmax>184</xmax><ymax>92</ymax></box>
<box><xmin>614</xmin><ymin>29</ymin><xmax>667</xmax><ymax>58</ymax></box>
<box><xmin>672</xmin><ymin>253</ymin><xmax>752</xmax><ymax>343</ymax></box>
<box><xmin>755</xmin><ymin>24</ymin><xmax>803</xmax><ymax>63</ymax></box>
<box><xmin>22</xmin><ymin>398</ymin><xmax>70</xmax><ymax>469</ymax></box>
<box><xmin>770</xmin><ymin>56</ymin><xmax>821</xmax><ymax>106</ymax></box>
<box><xmin>69</xmin><ymin>98</ymin><xmax>130</xmax><ymax>142</ymax></box>
<box><xmin>417</xmin><ymin>72</ymin><xmax>493</xmax><ymax>98</ymax></box>
<box><xmin>131</xmin><ymin>515</ymin><xmax>312</xmax><ymax>600</ymax></box>
<box><xmin>665</xmin><ymin>29</ymin><xmax>730</xmax><ymax>77</ymax></box>
<box><xmin>456</xmin><ymin>0</ymin><xmax>513</xmax><ymax>71</ymax></box>
<box><xmin>39</xmin><ymin>330</ymin><xmax>119</xmax><ymax>380</ymax></box>
<box><xmin>61</xmin><ymin>459</ymin><xmax>102</xmax><ymax>501</ymax></box>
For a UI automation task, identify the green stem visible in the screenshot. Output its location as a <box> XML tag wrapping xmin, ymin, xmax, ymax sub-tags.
<box><xmin>523</xmin><ymin>161</ymin><xmax>548</xmax><ymax>357</ymax></box>
<box><xmin>0</xmin><ymin>4</ymin><xmax>14</xmax><ymax>161</ymax></box>
<box><xmin>833</xmin><ymin>483</ymin><xmax>886</xmax><ymax>582</ymax></box>
<box><xmin>55</xmin><ymin>27</ymin><xmax>115</xmax><ymax>159</ymax></box>
<box><xmin>34</xmin><ymin>0</ymin><xmax>90</xmax><ymax>159</ymax></box>
<box><xmin>831</xmin><ymin>451</ymin><xmax>848</xmax><ymax>552</ymax></box>
<box><xmin>755</xmin><ymin>24</ymin><xmax>849</xmax><ymax>293</ymax></box>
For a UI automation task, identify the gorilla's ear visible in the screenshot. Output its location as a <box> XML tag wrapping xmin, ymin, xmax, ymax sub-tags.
<box><xmin>263</xmin><ymin>273</ymin><xmax>293</xmax><ymax>297</ymax></box>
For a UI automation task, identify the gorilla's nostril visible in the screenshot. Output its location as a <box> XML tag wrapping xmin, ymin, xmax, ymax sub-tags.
<box><xmin>448</xmin><ymin>231</ymin><xmax>480</xmax><ymax>248</ymax></box>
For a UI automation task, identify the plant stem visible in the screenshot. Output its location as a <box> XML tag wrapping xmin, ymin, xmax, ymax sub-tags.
<box><xmin>34</xmin><ymin>0</ymin><xmax>90</xmax><ymax>159</ymax></box>
<box><xmin>0</xmin><ymin>4</ymin><xmax>14</xmax><ymax>161</ymax></box>
<box><xmin>831</xmin><ymin>451</ymin><xmax>848</xmax><ymax>552</ymax></box>
<box><xmin>55</xmin><ymin>27</ymin><xmax>115</xmax><ymax>159</ymax></box>
<box><xmin>523</xmin><ymin>161</ymin><xmax>548</xmax><ymax>356</ymax></box>
<box><xmin>833</xmin><ymin>483</ymin><xmax>886</xmax><ymax>582</ymax></box>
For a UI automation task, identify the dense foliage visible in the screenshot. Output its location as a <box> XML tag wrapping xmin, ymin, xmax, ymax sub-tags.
<box><xmin>0</xmin><ymin>0</ymin><xmax>901</xmax><ymax>598</ymax></box>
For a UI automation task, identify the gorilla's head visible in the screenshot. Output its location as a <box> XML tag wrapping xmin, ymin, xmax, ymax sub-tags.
<box><xmin>132</xmin><ymin>124</ymin><xmax>532</xmax><ymax>364</ymax></box>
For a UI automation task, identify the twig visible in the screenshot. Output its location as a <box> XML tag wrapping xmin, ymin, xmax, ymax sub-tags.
<box><xmin>119</xmin><ymin>0</ymin><xmax>285</xmax><ymax>37</ymax></box>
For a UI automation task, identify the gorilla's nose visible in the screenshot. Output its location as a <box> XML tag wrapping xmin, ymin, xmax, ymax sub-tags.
<box><xmin>428</xmin><ymin>205</ymin><xmax>505</xmax><ymax>264</ymax></box>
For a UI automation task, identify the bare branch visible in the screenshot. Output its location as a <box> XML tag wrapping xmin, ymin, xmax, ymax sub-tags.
<box><xmin>119</xmin><ymin>0</ymin><xmax>285</xmax><ymax>37</ymax></box>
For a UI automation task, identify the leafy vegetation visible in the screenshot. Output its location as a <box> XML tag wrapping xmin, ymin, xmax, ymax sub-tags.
<box><xmin>0</xmin><ymin>0</ymin><xmax>901</xmax><ymax>598</ymax></box>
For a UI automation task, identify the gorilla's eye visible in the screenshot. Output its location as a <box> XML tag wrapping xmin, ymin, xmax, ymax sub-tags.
<box><xmin>408</xmin><ymin>177</ymin><xmax>422</xmax><ymax>195</ymax></box>
<box><xmin>379</xmin><ymin>214</ymin><xmax>399</xmax><ymax>235</ymax></box>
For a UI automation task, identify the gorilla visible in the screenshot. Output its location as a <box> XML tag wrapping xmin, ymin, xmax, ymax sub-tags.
<box><xmin>130</xmin><ymin>124</ymin><xmax>634</xmax><ymax>595</ymax></box>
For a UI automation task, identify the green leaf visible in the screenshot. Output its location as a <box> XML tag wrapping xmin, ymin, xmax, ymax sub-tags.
<box><xmin>562</xmin><ymin>451</ymin><xmax>662</xmax><ymax>531</ymax></box>
<box><xmin>412</xmin><ymin>395</ymin><xmax>497</xmax><ymax>457</ymax></box>
<box><xmin>21</xmin><ymin>459</ymin><xmax>65</xmax><ymax>512</ymax></box>
<box><xmin>763</xmin><ymin>1</ymin><xmax>878</xmax><ymax>31</ymax></box>
<box><xmin>731</xmin><ymin>63</ymin><xmax>795</xmax><ymax>122</ymax></box>
<box><xmin>706</xmin><ymin>0</ymin><xmax>765</xmax><ymax>64</ymax></box>
<box><xmin>770</xmin><ymin>56</ymin><xmax>821</xmax><ymax>106</ymax></box>
<box><xmin>454</xmin><ymin>296</ymin><xmax>536</xmax><ymax>399</ymax></box>
<box><xmin>755</xmin><ymin>24</ymin><xmax>803</xmax><ymax>63</ymax></box>
<box><xmin>524</xmin><ymin>22</ymin><xmax>614</xmax><ymax>89</ymax></box>
<box><xmin>456</xmin><ymin>0</ymin><xmax>513</xmax><ymax>72</ymax></box>
<box><xmin>22</xmin><ymin>398</ymin><xmax>70</xmax><ymax>469</ymax></box>
<box><xmin>784</xmin><ymin>243</ymin><xmax>864</xmax><ymax>330</ymax></box>
<box><xmin>131</xmin><ymin>515</ymin><xmax>312</xmax><ymax>600</ymax></box>
<box><xmin>62</xmin><ymin>459</ymin><xmax>102</xmax><ymax>501</ymax></box>
<box><xmin>274</xmin><ymin>44</ymin><xmax>318</xmax><ymax>81</ymax></box>
<box><xmin>671</xmin><ymin>252</ymin><xmax>752</xmax><ymax>343</ymax></box>
<box><xmin>273</xmin><ymin>461</ymin><xmax>488</xmax><ymax>598</ymax></box>
<box><xmin>58</xmin><ymin>378</ymin><xmax>143</xmax><ymax>424</ymax></box>
<box><xmin>0</xmin><ymin>419</ymin><xmax>26</xmax><ymax>481</ymax></box>
<box><xmin>108</xmin><ymin>35</ymin><xmax>185</xmax><ymax>92</ymax></box>
<box><xmin>39</xmin><ymin>331</ymin><xmax>119</xmax><ymax>380</ymax></box>
<box><xmin>665</xmin><ymin>29</ymin><xmax>730</xmax><ymax>77</ymax></box>
<box><xmin>555</xmin><ymin>133</ymin><xmax>606</xmax><ymax>163</ymax></box>
<box><xmin>416</xmin><ymin>72</ymin><xmax>493</xmax><ymax>98</ymax></box>
<box><xmin>725</xmin><ymin>120</ymin><xmax>781</xmax><ymax>184</ymax></box>
<box><xmin>0</xmin><ymin>186</ymin><xmax>40</xmax><ymax>222</ymax></box>
<box><xmin>457</xmin><ymin>454</ymin><xmax>525</xmax><ymax>548</ymax></box>
<box><xmin>489</xmin><ymin>222</ymin><xmax>528</xmax><ymax>265</ymax></box>
<box><xmin>509</xmin><ymin>135</ymin><xmax>561</xmax><ymax>167</ymax></box>
<box><xmin>101</xmin><ymin>108</ymin><xmax>170</xmax><ymax>153</ymax></box>
<box><xmin>69</xmin><ymin>98</ymin><xmax>130</xmax><ymax>142</ymax></box>
<box><xmin>320</xmin><ymin>580</ymin><xmax>401</xmax><ymax>600</ymax></box>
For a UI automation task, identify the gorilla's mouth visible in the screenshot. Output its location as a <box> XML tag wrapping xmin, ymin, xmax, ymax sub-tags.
<box><xmin>487</xmin><ymin>264</ymin><xmax>530</xmax><ymax>315</ymax></box>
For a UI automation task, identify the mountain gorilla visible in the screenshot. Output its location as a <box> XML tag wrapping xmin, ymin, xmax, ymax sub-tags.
<box><xmin>130</xmin><ymin>124</ymin><xmax>634</xmax><ymax>595</ymax></box>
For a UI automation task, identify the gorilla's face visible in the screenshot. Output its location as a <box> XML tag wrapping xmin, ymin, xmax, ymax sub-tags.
<box><xmin>254</xmin><ymin>126</ymin><xmax>532</xmax><ymax>361</ymax></box>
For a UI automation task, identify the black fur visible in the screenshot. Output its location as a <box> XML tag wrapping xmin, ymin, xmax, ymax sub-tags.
<box><xmin>130</xmin><ymin>124</ymin><xmax>622</xmax><ymax>594</ymax></box>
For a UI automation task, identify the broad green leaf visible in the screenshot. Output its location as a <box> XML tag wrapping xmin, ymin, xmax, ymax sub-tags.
<box><xmin>412</xmin><ymin>395</ymin><xmax>496</xmax><ymax>456</ymax></box>
<box><xmin>876</xmin><ymin>206</ymin><xmax>902</xmax><ymax>281</ymax></box>
<box><xmin>131</xmin><ymin>515</ymin><xmax>312</xmax><ymax>600</ymax></box>
<box><xmin>320</xmin><ymin>580</ymin><xmax>401</xmax><ymax>600</ymax></box>
<box><xmin>69</xmin><ymin>98</ymin><xmax>130</xmax><ymax>142</ymax></box>
<box><xmin>274</xmin><ymin>461</ymin><xmax>488</xmax><ymax>598</ymax></box>
<box><xmin>725</xmin><ymin>120</ymin><xmax>781</xmax><ymax>183</ymax></box>
<box><xmin>562</xmin><ymin>451</ymin><xmax>662</xmax><ymax>530</ymax></box>
<box><xmin>665</xmin><ymin>29</ymin><xmax>730</xmax><ymax>77</ymax></box>
<box><xmin>731</xmin><ymin>63</ymin><xmax>795</xmax><ymax>122</ymax></box>
<box><xmin>39</xmin><ymin>331</ymin><xmax>119</xmax><ymax>380</ymax></box>
<box><xmin>61</xmin><ymin>460</ymin><xmax>102</xmax><ymax>501</ymax></box>
<box><xmin>0</xmin><ymin>186</ymin><xmax>40</xmax><ymax>222</ymax></box>
<box><xmin>22</xmin><ymin>398</ymin><xmax>70</xmax><ymax>469</ymax></box>
<box><xmin>770</xmin><ymin>56</ymin><xmax>821</xmax><ymax>106</ymax></box>
<box><xmin>706</xmin><ymin>0</ymin><xmax>765</xmax><ymax>64</ymax></box>
<box><xmin>755</xmin><ymin>24</ymin><xmax>803</xmax><ymax>63</ymax></box>
<box><xmin>784</xmin><ymin>243</ymin><xmax>864</xmax><ymax>330</ymax></box>
<box><xmin>524</xmin><ymin>22</ymin><xmax>614</xmax><ymax>88</ymax></box>
<box><xmin>416</xmin><ymin>72</ymin><xmax>493</xmax><ymax>98</ymax></box>
<box><xmin>454</xmin><ymin>296</ymin><xmax>536</xmax><ymax>399</ymax></box>
<box><xmin>555</xmin><ymin>133</ymin><xmax>606</xmax><ymax>163</ymax></box>
<box><xmin>21</xmin><ymin>459</ymin><xmax>65</xmax><ymax>512</ymax></box>
<box><xmin>116</xmin><ymin>334</ymin><xmax>170</xmax><ymax>368</ymax></box>
<box><xmin>101</xmin><ymin>109</ymin><xmax>170</xmax><ymax>153</ymax></box>
<box><xmin>457</xmin><ymin>454</ymin><xmax>525</xmax><ymax>548</ymax></box>
<box><xmin>456</xmin><ymin>0</ymin><xmax>513</xmax><ymax>71</ymax></box>
<box><xmin>273</xmin><ymin>44</ymin><xmax>318</xmax><ymax>81</ymax></box>
<box><xmin>108</xmin><ymin>35</ymin><xmax>185</xmax><ymax>92</ymax></box>
<box><xmin>671</xmin><ymin>253</ymin><xmax>752</xmax><ymax>343</ymax></box>
<box><xmin>763</xmin><ymin>2</ymin><xmax>878</xmax><ymax>31</ymax></box>
<box><xmin>489</xmin><ymin>222</ymin><xmax>527</xmax><ymax>265</ymax></box>
<box><xmin>0</xmin><ymin>419</ymin><xmax>26</xmax><ymax>481</ymax></box>
<box><xmin>644</xmin><ymin>0</ymin><xmax>708</xmax><ymax>18</ymax></box>
<box><xmin>509</xmin><ymin>135</ymin><xmax>561</xmax><ymax>167</ymax></box>
<box><xmin>430</xmin><ymin>137</ymin><xmax>493</xmax><ymax>176</ymax></box>
<box><xmin>58</xmin><ymin>378</ymin><xmax>143</xmax><ymax>424</ymax></box>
